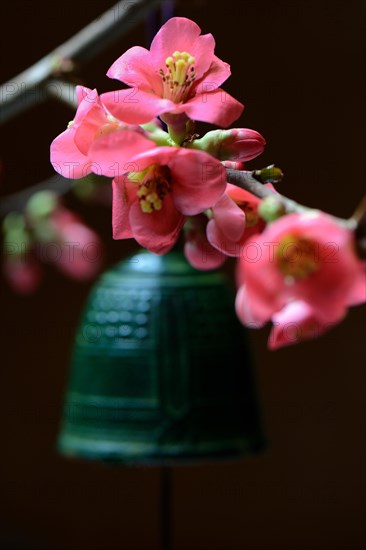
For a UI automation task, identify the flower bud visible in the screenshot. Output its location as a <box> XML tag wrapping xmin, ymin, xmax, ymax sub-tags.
<box><xmin>254</xmin><ymin>165</ymin><xmax>283</xmax><ymax>184</ymax></box>
<box><xmin>258</xmin><ymin>196</ymin><xmax>286</xmax><ymax>222</ymax></box>
<box><xmin>188</xmin><ymin>128</ymin><xmax>266</xmax><ymax>162</ymax></box>
<box><xmin>25</xmin><ymin>191</ymin><xmax>59</xmax><ymax>222</ymax></box>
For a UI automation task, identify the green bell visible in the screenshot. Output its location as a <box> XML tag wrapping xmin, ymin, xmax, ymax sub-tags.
<box><xmin>58</xmin><ymin>250</ymin><xmax>265</xmax><ymax>464</ymax></box>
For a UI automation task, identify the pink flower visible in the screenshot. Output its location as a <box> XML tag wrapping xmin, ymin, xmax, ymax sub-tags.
<box><xmin>206</xmin><ymin>190</ymin><xmax>246</xmax><ymax>257</ymax></box>
<box><xmin>268</xmin><ymin>301</ymin><xmax>336</xmax><ymax>350</ymax></box>
<box><xmin>48</xmin><ymin>208</ymin><xmax>104</xmax><ymax>280</ymax></box>
<box><xmin>183</xmin><ymin>183</ymin><xmax>275</xmax><ymax>270</ymax></box>
<box><xmin>207</xmin><ymin>183</ymin><xmax>268</xmax><ymax>256</ymax></box>
<box><xmin>112</xmin><ymin>147</ymin><xmax>226</xmax><ymax>254</ymax></box>
<box><xmin>102</xmin><ymin>17</ymin><xmax>243</xmax><ymax>128</ymax></box>
<box><xmin>183</xmin><ymin>214</ymin><xmax>227</xmax><ymax>270</ymax></box>
<box><xmin>50</xmin><ymin>87</ymin><xmax>155</xmax><ymax>178</ymax></box>
<box><xmin>235</xmin><ymin>212</ymin><xmax>366</xmax><ymax>345</ymax></box>
<box><xmin>3</xmin><ymin>256</ymin><xmax>42</xmax><ymax>294</ymax></box>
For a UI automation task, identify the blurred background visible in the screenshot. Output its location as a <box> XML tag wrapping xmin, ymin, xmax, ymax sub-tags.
<box><xmin>0</xmin><ymin>0</ymin><xmax>365</xmax><ymax>548</ymax></box>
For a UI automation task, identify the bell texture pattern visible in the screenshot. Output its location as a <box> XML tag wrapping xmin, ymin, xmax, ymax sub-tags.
<box><xmin>58</xmin><ymin>250</ymin><xmax>265</xmax><ymax>464</ymax></box>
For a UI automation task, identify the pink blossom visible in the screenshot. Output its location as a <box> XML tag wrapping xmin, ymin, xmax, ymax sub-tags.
<box><xmin>235</xmin><ymin>212</ymin><xmax>366</xmax><ymax>344</ymax></box>
<box><xmin>102</xmin><ymin>17</ymin><xmax>243</xmax><ymax>128</ymax></box>
<box><xmin>268</xmin><ymin>301</ymin><xmax>336</xmax><ymax>350</ymax></box>
<box><xmin>183</xmin><ymin>183</ymin><xmax>275</xmax><ymax>270</ymax></box>
<box><xmin>183</xmin><ymin>214</ymin><xmax>227</xmax><ymax>270</ymax></box>
<box><xmin>206</xmin><ymin>190</ymin><xmax>246</xmax><ymax>257</ymax></box>
<box><xmin>112</xmin><ymin>147</ymin><xmax>226</xmax><ymax>254</ymax></box>
<box><xmin>50</xmin><ymin>87</ymin><xmax>155</xmax><ymax>179</ymax></box>
<box><xmin>3</xmin><ymin>256</ymin><xmax>42</xmax><ymax>294</ymax></box>
<box><xmin>48</xmin><ymin>208</ymin><xmax>103</xmax><ymax>280</ymax></box>
<box><xmin>207</xmin><ymin>183</ymin><xmax>274</xmax><ymax>256</ymax></box>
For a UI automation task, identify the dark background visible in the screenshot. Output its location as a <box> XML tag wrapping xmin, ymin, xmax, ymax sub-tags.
<box><xmin>1</xmin><ymin>0</ymin><xmax>365</xmax><ymax>548</ymax></box>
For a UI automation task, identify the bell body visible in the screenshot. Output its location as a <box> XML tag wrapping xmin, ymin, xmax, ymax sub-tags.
<box><xmin>58</xmin><ymin>251</ymin><xmax>265</xmax><ymax>464</ymax></box>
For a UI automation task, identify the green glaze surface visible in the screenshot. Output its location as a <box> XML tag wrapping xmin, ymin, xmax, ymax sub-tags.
<box><xmin>58</xmin><ymin>251</ymin><xmax>265</xmax><ymax>464</ymax></box>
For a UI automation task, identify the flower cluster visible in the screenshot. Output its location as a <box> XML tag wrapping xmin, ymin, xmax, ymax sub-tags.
<box><xmin>50</xmin><ymin>16</ymin><xmax>365</xmax><ymax>349</ymax></box>
<box><xmin>2</xmin><ymin>191</ymin><xmax>103</xmax><ymax>293</ymax></box>
<box><xmin>51</xmin><ymin>17</ymin><xmax>265</xmax><ymax>260</ymax></box>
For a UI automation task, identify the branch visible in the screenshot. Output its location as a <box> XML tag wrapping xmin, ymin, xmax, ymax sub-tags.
<box><xmin>0</xmin><ymin>0</ymin><xmax>164</xmax><ymax>124</ymax></box>
<box><xmin>225</xmin><ymin>168</ymin><xmax>357</xmax><ymax>231</ymax></box>
<box><xmin>0</xmin><ymin>175</ymin><xmax>73</xmax><ymax>216</ymax></box>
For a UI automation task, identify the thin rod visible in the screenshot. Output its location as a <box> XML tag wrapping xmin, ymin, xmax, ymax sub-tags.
<box><xmin>161</xmin><ymin>466</ymin><xmax>173</xmax><ymax>550</ymax></box>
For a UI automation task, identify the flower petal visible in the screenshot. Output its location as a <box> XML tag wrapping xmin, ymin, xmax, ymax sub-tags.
<box><xmin>268</xmin><ymin>301</ymin><xmax>336</xmax><ymax>350</ymax></box>
<box><xmin>150</xmin><ymin>17</ymin><xmax>201</xmax><ymax>65</ymax></box>
<box><xmin>127</xmin><ymin>146</ymin><xmax>177</xmax><ymax>171</ymax></box>
<box><xmin>89</xmin><ymin>130</ymin><xmax>156</xmax><ymax>177</ymax></box>
<box><xmin>107</xmin><ymin>46</ymin><xmax>161</xmax><ymax>94</ymax></box>
<box><xmin>188</xmin><ymin>33</ymin><xmax>216</xmax><ymax>79</ymax></box>
<box><xmin>112</xmin><ymin>177</ymin><xmax>136</xmax><ymax>240</ymax></box>
<box><xmin>168</xmin><ymin>149</ymin><xmax>226</xmax><ymax>215</ymax></box>
<box><xmin>235</xmin><ymin>286</ymin><xmax>267</xmax><ymax>328</ymax></box>
<box><xmin>346</xmin><ymin>262</ymin><xmax>366</xmax><ymax>305</ymax></box>
<box><xmin>206</xmin><ymin>219</ymin><xmax>244</xmax><ymax>257</ymax></box>
<box><xmin>76</xmin><ymin>85</ymin><xmax>92</xmax><ymax>105</ymax></box>
<box><xmin>184</xmin><ymin>239</ymin><xmax>226</xmax><ymax>270</ymax></box>
<box><xmin>129</xmin><ymin>192</ymin><xmax>185</xmax><ymax>254</ymax></box>
<box><xmin>183</xmin><ymin>89</ymin><xmax>244</xmax><ymax>127</ymax></box>
<box><xmin>194</xmin><ymin>55</ymin><xmax>231</xmax><ymax>90</ymax></box>
<box><xmin>212</xmin><ymin>192</ymin><xmax>245</xmax><ymax>241</ymax></box>
<box><xmin>50</xmin><ymin>127</ymin><xmax>91</xmax><ymax>179</ymax></box>
<box><xmin>73</xmin><ymin>88</ymin><xmax>100</xmax><ymax>125</ymax></box>
<box><xmin>101</xmin><ymin>89</ymin><xmax>174</xmax><ymax>124</ymax></box>
<box><xmin>74</xmin><ymin>99</ymin><xmax>108</xmax><ymax>155</ymax></box>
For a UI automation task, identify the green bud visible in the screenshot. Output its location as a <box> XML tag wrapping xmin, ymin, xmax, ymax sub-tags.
<box><xmin>33</xmin><ymin>220</ymin><xmax>59</xmax><ymax>243</ymax></box>
<box><xmin>4</xmin><ymin>227</ymin><xmax>32</xmax><ymax>253</ymax></box>
<box><xmin>2</xmin><ymin>212</ymin><xmax>26</xmax><ymax>234</ymax></box>
<box><xmin>26</xmin><ymin>191</ymin><xmax>58</xmax><ymax>221</ymax></box>
<box><xmin>258</xmin><ymin>196</ymin><xmax>286</xmax><ymax>222</ymax></box>
<box><xmin>254</xmin><ymin>165</ymin><xmax>283</xmax><ymax>184</ymax></box>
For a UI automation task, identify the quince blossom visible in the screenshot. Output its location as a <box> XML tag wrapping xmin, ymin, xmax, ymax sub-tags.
<box><xmin>102</xmin><ymin>17</ymin><xmax>243</xmax><ymax>128</ymax></box>
<box><xmin>183</xmin><ymin>183</ymin><xmax>275</xmax><ymax>270</ymax></box>
<box><xmin>184</xmin><ymin>214</ymin><xmax>227</xmax><ymax>270</ymax></box>
<box><xmin>235</xmin><ymin>212</ymin><xmax>366</xmax><ymax>347</ymax></box>
<box><xmin>49</xmin><ymin>208</ymin><xmax>103</xmax><ymax>280</ymax></box>
<box><xmin>50</xmin><ymin>87</ymin><xmax>155</xmax><ymax>178</ymax></box>
<box><xmin>3</xmin><ymin>256</ymin><xmax>42</xmax><ymax>294</ymax></box>
<box><xmin>112</xmin><ymin>147</ymin><xmax>226</xmax><ymax>254</ymax></box>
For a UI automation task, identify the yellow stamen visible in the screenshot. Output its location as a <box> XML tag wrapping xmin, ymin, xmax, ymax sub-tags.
<box><xmin>161</xmin><ymin>51</ymin><xmax>196</xmax><ymax>103</ymax></box>
<box><xmin>130</xmin><ymin>164</ymin><xmax>171</xmax><ymax>214</ymax></box>
<box><xmin>276</xmin><ymin>235</ymin><xmax>319</xmax><ymax>280</ymax></box>
<box><xmin>140</xmin><ymin>200</ymin><xmax>153</xmax><ymax>213</ymax></box>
